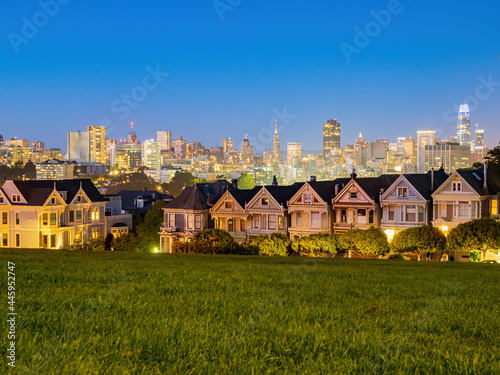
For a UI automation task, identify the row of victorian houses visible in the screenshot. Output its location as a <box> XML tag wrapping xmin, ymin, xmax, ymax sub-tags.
<box><xmin>159</xmin><ymin>167</ymin><xmax>500</xmax><ymax>260</ymax></box>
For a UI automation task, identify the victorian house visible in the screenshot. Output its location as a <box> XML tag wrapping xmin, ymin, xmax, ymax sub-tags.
<box><xmin>159</xmin><ymin>181</ymin><xmax>234</xmax><ymax>253</ymax></box>
<box><xmin>332</xmin><ymin>173</ymin><xmax>398</xmax><ymax>233</ymax></box>
<box><xmin>0</xmin><ymin>179</ymin><xmax>106</xmax><ymax>249</ymax></box>
<box><xmin>431</xmin><ymin>167</ymin><xmax>500</xmax><ymax>234</ymax></box>
<box><xmin>210</xmin><ymin>188</ymin><xmax>258</xmax><ymax>243</ymax></box>
<box><xmin>287</xmin><ymin>178</ymin><xmax>350</xmax><ymax>240</ymax></box>
<box><xmin>245</xmin><ymin>183</ymin><xmax>303</xmax><ymax>238</ymax></box>
<box><xmin>380</xmin><ymin>170</ymin><xmax>449</xmax><ymax>240</ymax></box>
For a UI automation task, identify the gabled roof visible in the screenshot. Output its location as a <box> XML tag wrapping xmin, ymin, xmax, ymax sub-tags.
<box><xmin>355</xmin><ymin>175</ymin><xmax>399</xmax><ymax>203</ymax></box>
<box><xmin>262</xmin><ymin>183</ymin><xmax>304</xmax><ymax>207</ymax></box>
<box><xmin>164</xmin><ymin>180</ymin><xmax>235</xmax><ymax>211</ymax></box>
<box><xmin>308</xmin><ymin>178</ymin><xmax>351</xmax><ymax>203</ymax></box>
<box><xmin>456</xmin><ymin>168</ymin><xmax>500</xmax><ymax>196</ymax></box>
<box><xmin>117</xmin><ymin>190</ymin><xmax>172</xmax><ymax>211</ymax></box>
<box><xmin>7</xmin><ymin>179</ymin><xmax>104</xmax><ymax>205</ymax></box>
<box><xmin>403</xmin><ymin>170</ymin><xmax>449</xmax><ymax>200</ymax></box>
<box><xmin>230</xmin><ymin>188</ymin><xmax>259</xmax><ymax>208</ymax></box>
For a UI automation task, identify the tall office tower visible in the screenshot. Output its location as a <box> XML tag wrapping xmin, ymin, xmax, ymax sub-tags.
<box><xmin>287</xmin><ymin>142</ymin><xmax>302</xmax><ymax>165</ymax></box>
<box><xmin>273</xmin><ymin>120</ymin><xmax>281</xmax><ymax>163</ymax></box>
<box><xmin>222</xmin><ymin>137</ymin><xmax>233</xmax><ymax>154</ymax></box>
<box><xmin>323</xmin><ymin>119</ymin><xmax>341</xmax><ymax>156</ymax></box>
<box><xmin>172</xmin><ymin>136</ymin><xmax>187</xmax><ymax>159</ymax></box>
<box><xmin>396</xmin><ymin>137</ymin><xmax>406</xmax><ymax>155</ymax></box>
<box><xmin>457</xmin><ymin>104</ymin><xmax>471</xmax><ymax>147</ymax></box>
<box><xmin>241</xmin><ymin>134</ymin><xmax>254</xmax><ymax>164</ymax></box>
<box><xmin>86</xmin><ymin>126</ymin><xmax>106</xmax><ymax>164</ymax></box>
<box><xmin>157</xmin><ymin>130</ymin><xmax>172</xmax><ymax>150</ymax></box>
<box><xmin>417</xmin><ymin>130</ymin><xmax>435</xmax><ymax>172</ymax></box>
<box><xmin>403</xmin><ymin>137</ymin><xmax>417</xmax><ymax>166</ymax></box>
<box><xmin>115</xmin><ymin>143</ymin><xmax>142</xmax><ymax>172</ymax></box>
<box><xmin>475</xmin><ymin>128</ymin><xmax>485</xmax><ymax>146</ymax></box>
<box><xmin>5</xmin><ymin>137</ymin><xmax>30</xmax><ymax>147</ymax></box>
<box><xmin>142</xmin><ymin>140</ymin><xmax>161</xmax><ymax>170</ymax></box>
<box><xmin>128</xmin><ymin>122</ymin><xmax>138</xmax><ymax>144</ymax></box>
<box><xmin>0</xmin><ymin>134</ymin><xmax>3</xmax><ymax>146</ymax></box>
<box><xmin>354</xmin><ymin>132</ymin><xmax>367</xmax><ymax>166</ymax></box>
<box><xmin>67</xmin><ymin>131</ymin><xmax>92</xmax><ymax>162</ymax></box>
<box><xmin>424</xmin><ymin>142</ymin><xmax>470</xmax><ymax>174</ymax></box>
<box><xmin>367</xmin><ymin>139</ymin><xmax>388</xmax><ymax>161</ymax></box>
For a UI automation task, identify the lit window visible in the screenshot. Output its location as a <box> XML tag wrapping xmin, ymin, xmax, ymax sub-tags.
<box><xmin>91</xmin><ymin>208</ymin><xmax>100</xmax><ymax>221</ymax></box>
<box><xmin>187</xmin><ymin>215</ymin><xmax>194</xmax><ymax>229</ymax></box>
<box><xmin>42</xmin><ymin>213</ymin><xmax>48</xmax><ymax>226</ymax></box>
<box><xmin>225</xmin><ymin>201</ymin><xmax>232</xmax><ymax>209</ymax></box>
<box><xmin>261</xmin><ymin>198</ymin><xmax>269</xmax><ymax>206</ymax></box>
<box><xmin>76</xmin><ymin>210</ymin><xmax>82</xmax><ymax>222</ymax></box>
<box><xmin>492</xmin><ymin>199</ymin><xmax>498</xmax><ymax>216</ymax></box>
<box><xmin>397</xmin><ymin>187</ymin><xmax>408</xmax><ymax>197</ymax></box>
<box><xmin>50</xmin><ymin>213</ymin><xmax>56</xmax><ymax>226</ymax></box>
<box><xmin>91</xmin><ymin>228</ymin><xmax>99</xmax><ymax>239</ymax></box>
<box><xmin>341</xmin><ymin>209</ymin><xmax>347</xmax><ymax>223</ymax></box>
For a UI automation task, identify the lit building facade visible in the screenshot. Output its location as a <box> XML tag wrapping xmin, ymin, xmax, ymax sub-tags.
<box><xmin>417</xmin><ymin>130</ymin><xmax>435</xmax><ymax>172</ymax></box>
<box><xmin>323</xmin><ymin>119</ymin><xmax>341</xmax><ymax>156</ymax></box>
<box><xmin>87</xmin><ymin>126</ymin><xmax>106</xmax><ymax>164</ymax></box>
<box><xmin>457</xmin><ymin>104</ymin><xmax>471</xmax><ymax>147</ymax></box>
<box><xmin>287</xmin><ymin>142</ymin><xmax>302</xmax><ymax>165</ymax></box>
<box><xmin>142</xmin><ymin>140</ymin><xmax>161</xmax><ymax>170</ymax></box>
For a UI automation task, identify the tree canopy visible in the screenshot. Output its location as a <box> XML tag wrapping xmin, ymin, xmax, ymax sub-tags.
<box><xmin>237</xmin><ymin>173</ymin><xmax>255</xmax><ymax>189</ymax></box>
<box><xmin>164</xmin><ymin>170</ymin><xmax>195</xmax><ymax>197</ymax></box>
<box><xmin>291</xmin><ymin>233</ymin><xmax>338</xmax><ymax>257</ymax></box>
<box><xmin>391</xmin><ymin>225</ymin><xmax>447</xmax><ymax>261</ymax></box>
<box><xmin>485</xmin><ymin>143</ymin><xmax>500</xmax><ymax>174</ymax></box>
<box><xmin>250</xmin><ymin>233</ymin><xmax>291</xmax><ymax>256</ymax></box>
<box><xmin>447</xmin><ymin>218</ymin><xmax>500</xmax><ymax>260</ymax></box>
<box><xmin>338</xmin><ymin>227</ymin><xmax>390</xmax><ymax>257</ymax></box>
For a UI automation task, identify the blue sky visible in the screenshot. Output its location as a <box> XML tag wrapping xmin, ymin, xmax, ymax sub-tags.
<box><xmin>1</xmin><ymin>0</ymin><xmax>499</xmax><ymax>152</ymax></box>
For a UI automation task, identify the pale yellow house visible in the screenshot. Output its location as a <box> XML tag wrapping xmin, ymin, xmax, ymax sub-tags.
<box><xmin>0</xmin><ymin>179</ymin><xmax>106</xmax><ymax>249</ymax></box>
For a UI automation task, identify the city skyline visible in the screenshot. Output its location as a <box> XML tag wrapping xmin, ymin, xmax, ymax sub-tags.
<box><xmin>2</xmin><ymin>1</ymin><xmax>499</xmax><ymax>150</ymax></box>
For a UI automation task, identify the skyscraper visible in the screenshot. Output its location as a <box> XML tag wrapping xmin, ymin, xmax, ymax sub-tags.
<box><xmin>157</xmin><ymin>130</ymin><xmax>172</xmax><ymax>150</ymax></box>
<box><xmin>417</xmin><ymin>130</ymin><xmax>435</xmax><ymax>172</ymax></box>
<box><xmin>142</xmin><ymin>140</ymin><xmax>161</xmax><ymax>170</ymax></box>
<box><xmin>87</xmin><ymin>126</ymin><xmax>106</xmax><ymax>164</ymax></box>
<box><xmin>287</xmin><ymin>142</ymin><xmax>302</xmax><ymax>165</ymax></box>
<box><xmin>222</xmin><ymin>138</ymin><xmax>233</xmax><ymax>154</ymax></box>
<box><xmin>323</xmin><ymin>119</ymin><xmax>341</xmax><ymax>156</ymax></box>
<box><xmin>128</xmin><ymin>122</ymin><xmax>138</xmax><ymax>144</ymax></box>
<box><xmin>457</xmin><ymin>104</ymin><xmax>471</xmax><ymax>147</ymax></box>
<box><xmin>273</xmin><ymin>120</ymin><xmax>281</xmax><ymax>163</ymax></box>
<box><xmin>475</xmin><ymin>128</ymin><xmax>485</xmax><ymax>146</ymax></box>
<box><xmin>67</xmin><ymin>131</ymin><xmax>92</xmax><ymax>162</ymax></box>
<box><xmin>241</xmin><ymin>134</ymin><xmax>254</xmax><ymax>164</ymax></box>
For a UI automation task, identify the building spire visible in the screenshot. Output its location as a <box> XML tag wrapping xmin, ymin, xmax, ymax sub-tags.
<box><xmin>275</xmin><ymin>120</ymin><xmax>278</xmax><ymax>134</ymax></box>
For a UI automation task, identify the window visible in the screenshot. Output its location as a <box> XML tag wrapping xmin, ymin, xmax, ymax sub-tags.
<box><xmin>15</xmin><ymin>234</ymin><xmax>20</xmax><ymax>247</ymax></box>
<box><xmin>357</xmin><ymin>209</ymin><xmax>366</xmax><ymax>217</ymax></box>
<box><xmin>406</xmin><ymin>205</ymin><xmax>416</xmax><ymax>222</ymax></box>
<box><xmin>452</xmin><ymin>182</ymin><xmax>462</xmax><ymax>192</ymax></box>
<box><xmin>76</xmin><ymin>210</ymin><xmax>82</xmax><ymax>222</ymax></box>
<box><xmin>12</xmin><ymin>195</ymin><xmax>21</xmax><ymax>202</ymax></box>
<box><xmin>0</xmin><ymin>196</ymin><xmax>3</xmax><ymax>203</ymax></box>
<box><xmin>91</xmin><ymin>228</ymin><xmax>99</xmax><ymax>239</ymax></box>
<box><xmin>228</xmin><ymin>219</ymin><xmax>234</xmax><ymax>232</ymax></box>
<box><xmin>341</xmin><ymin>209</ymin><xmax>347</xmax><ymax>223</ymax></box>
<box><xmin>225</xmin><ymin>201</ymin><xmax>232</xmax><ymax>209</ymax></box>
<box><xmin>388</xmin><ymin>206</ymin><xmax>395</xmax><ymax>220</ymax></box>
<box><xmin>50</xmin><ymin>213</ymin><xmax>56</xmax><ymax>226</ymax></box>
<box><xmin>3</xmin><ymin>234</ymin><xmax>8</xmax><ymax>247</ymax></box>
<box><xmin>77</xmin><ymin>195</ymin><xmax>82</xmax><ymax>202</ymax></box>
<box><xmin>457</xmin><ymin>201</ymin><xmax>469</xmax><ymax>217</ymax></box>
<box><xmin>241</xmin><ymin>220</ymin><xmax>246</xmax><ymax>231</ymax></box>
<box><xmin>187</xmin><ymin>215</ymin><xmax>194</xmax><ymax>229</ymax></box>
<box><xmin>418</xmin><ymin>206</ymin><xmax>424</xmax><ymax>222</ymax></box>
<box><xmin>295</xmin><ymin>212</ymin><xmax>302</xmax><ymax>226</ymax></box>
<box><xmin>50</xmin><ymin>234</ymin><xmax>57</xmax><ymax>247</ymax></box>
<box><xmin>278</xmin><ymin>216</ymin><xmax>284</xmax><ymax>230</ymax></box>
<box><xmin>169</xmin><ymin>214</ymin><xmax>175</xmax><ymax>228</ymax></box>
<box><xmin>91</xmin><ymin>208</ymin><xmax>100</xmax><ymax>221</ymax></box>
<box><xmin>261</xmin><ymin>198</ymin><xmax>269</xmax><ymax>206</ymax></box>
<box><xmin>311</xmin><ymin>212</ymin><xmax>320</xmax><ymax>227</ymax></box>
<box><xmin>397</xmin><ymin>187</ymin><xmax>408</xmax><ymax>197</ymax></box>
<box><xmin>15</xmin><ymin>212</ymin><xmax>20</xmax><ymax>225</ymax></box>
<box><xmin>350</xmin><ymin>192</ymin><xmax>357</xmax><ymax>199</ymax></box>
<box><xmin>304</xmin><ymin>194</ymin><xmax>312</xmax><ymax>204</ymax></box>
<box><xmin>42</xmin><ymin>213</ymin><xmax>48</xmax><ymax>226</ymax></box>
<box><xmin>105</xmin><ymin>208</ymin><xmax>111</xmax><ymax>216</ymax></box>
<box><xmin>51</xmin><ymin>197</ymin><xmax>56</xmax><ymax>204</ymax></box>
<box><xmin>492</xmin><ymin>199</ymin><xmax>498</xmax><ymax>216</ymax></box>
<box><xmin>69</xmin><ymin>210</ymin><xmax>75</xmax><ymax>222</ymax></box>
<box><xmin>368</xmin><ymin>210</ymin><xmax>374</xmax><ymax>224</ymax></box>
<box><xmin>254</xmin><ymin>216</ymin><xmax>260</xmax><ymax>228</ymax></box>
<box><xmin>2</xmin><ymin>212</ymin><xmax>8</xmax><ymax>225</ymax></box>
<box><xmin>195</xmin><ymin>215</ymin><xmax>202</xmax><ymax>229</ymax></box>
<box><xmin>268</xmin><ymin>215</ymin><xmax>277</xmax><ymax>230</ymax></box>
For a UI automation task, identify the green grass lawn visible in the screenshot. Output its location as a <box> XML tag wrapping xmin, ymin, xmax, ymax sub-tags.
<box><xmin>1</xmin><ymin>250</ymin><xmax>500</xmax><ymax>374</ymax></box>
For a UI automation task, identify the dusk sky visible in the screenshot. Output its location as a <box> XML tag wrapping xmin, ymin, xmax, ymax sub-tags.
<box><xmin>2</xmin><ymin>0</ymin><xmax>499</xmax><ymax>152</ymax></box>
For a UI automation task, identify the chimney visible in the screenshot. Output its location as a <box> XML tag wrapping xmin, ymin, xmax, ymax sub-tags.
<box><xmin>272</xmin><ymin>175</ymin><xmax>278</xmax><ymax>186</ymax></box>
<box><xmin>335</xmin><ymin>184</ymin><xmax>339</xmax><ymax>195</ymax></box>
<box><xmin>207</xmin><ymin>195</ymin><xmax>214</xmax><ymax>206</ymax></box>
<box><xmin>310</xmin><ymin>176</ymin><xmax>316</xmax><ymax>182</ymax></box>
<box><xmin>431</xmin><ymin>168</ymin><xmax>434</xmax><ymax>191</ymax></box>
<box><xmin>231</xmin><ymin>179</ymin><xmax>238</xmax><ymax>188</ymax></box>
<box><xmin>350</xmin><ymin>169</ymin><xmax>357</xmax><ymax>179</ymax></box>
<box><xmin>483</xmin><ymin>162</ymin><xmax>488</xmax><ymax>194</ymax></box>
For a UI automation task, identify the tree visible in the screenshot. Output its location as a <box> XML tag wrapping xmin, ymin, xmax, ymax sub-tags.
<box><xmin>485</xmin><ymin>143</ymin><xmax>500</xmax><ymax>174</ymax></box>
<box><xmin>291</xmin><ymin>233</ymin><xmax>338</xmax><ymax>257</ymax></box>
<box><xmin>237</xmin><ymin>173</ymin><xmax>255</xmax><ymax>189</ymax></box>
<box><xmin>447</xmin><ymin>218</ymin><xmax>500</xmax><ymax>261</ymax></box>
<box><xmin>338</xmin><ymin>227</ymin><xmax>390</xmax><ymax>258</ymax></box>
<box><xmin>391</xmin><ymin>225</ymin><xmax>447</xmax><ymax>261</ymax></box>
<box><xmin>251</xmin><ymin>233</ymin><xmax>291</xmax><ymax>257</ymax></box>
<box><xmin>136</xmin><ymin>200</ymin><xmax>166</xmax><ymax>252</ymax></box>
<box><xmin>166</xmin><ymin>171</ymin><xmax>195</xmax><ymax>197</ymax></box>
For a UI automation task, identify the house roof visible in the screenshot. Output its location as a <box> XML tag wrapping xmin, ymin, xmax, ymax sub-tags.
<box><xmin>8</xmin><ymin>179</ymin><xmax>104</xmax><ymax>205</ymax></box>
<box><xmin>230</xmin><ymin>188</ymin><xmax>259</xmax><ymax>208</ymax></box>
<box><xmin>111</xmin><ymin>222</ymin><xmax>129</xmax><ymax>227</ymax></box>
<box><xmin>164</xmin><ymin>180</ymin><xmax>235</xmax><ymax>211</ymax></box>
<box><xmin>456</xmin><ymin>168</ymin><xmax>500</xmax><ymax>196</ymax></box>
<box><xmin>403</xmin><ymin>170</ymin><xmax>449</xmax><ymax>200</ymax></box>
<box><xmin>355</xmin><ymin>174</ymin><xmax>399</xmax><ymax>203</ymax></box>
<box><xmin>262</xmin><ymin>183</ymin><xmax>304</xmax><ymax>207</ymax></box>
<box><xmin>117</xmin><ymin>190</ymin><xmax>172</xmax><ymax>211</ymax></box>
<box><xmin>308</xmin><ymin>178</ymin><xmax>351</xmax><ymax>203</ymax></box>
